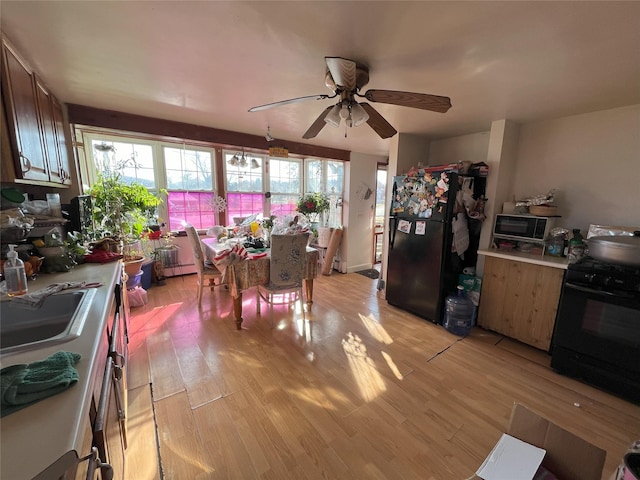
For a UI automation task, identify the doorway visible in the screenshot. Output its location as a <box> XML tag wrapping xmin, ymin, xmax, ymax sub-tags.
<box><xmin>373</xmin><ymin>166</ymin><xmax>387</xmax><ymax>264</ymax></box>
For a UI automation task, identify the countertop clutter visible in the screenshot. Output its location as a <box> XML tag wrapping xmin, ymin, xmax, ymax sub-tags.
<box><xmin>0</xmin><ymin>262</ymin><xmax>120</xmax><ymax>480</ymax></box>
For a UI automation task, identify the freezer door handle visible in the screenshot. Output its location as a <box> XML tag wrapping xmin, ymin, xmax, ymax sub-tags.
<box><xmin>389</xmin><ymin>217</ymin><xmax>397</xmax><ymax>248</ymax></box>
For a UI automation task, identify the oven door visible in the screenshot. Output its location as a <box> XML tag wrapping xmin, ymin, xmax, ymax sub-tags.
<box><xmin>552</xmin><ymin>281</ymin><xmax>640</xmax><ymax>401</ymax></box>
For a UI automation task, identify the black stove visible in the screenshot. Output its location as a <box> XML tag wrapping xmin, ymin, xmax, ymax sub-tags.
<box><xmin>553</xmin><ymin>255</ymin><xmax>640</xmax><ymax>404</ymax></box>
<box><xmin>567</xmin><ymin>256</ymin><xmax>640</xmax><ymax>294</ymax></box>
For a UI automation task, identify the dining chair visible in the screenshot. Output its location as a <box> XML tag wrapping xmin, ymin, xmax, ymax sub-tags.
<box><xmin>184</xmin><ymin>224</ymin><xmax>223</xmax><ymax>307</ymax></box>
<box><xmin>256</xmin><ymin>233</ymin><xmax>309</xmax><ymax>327</ymax></box>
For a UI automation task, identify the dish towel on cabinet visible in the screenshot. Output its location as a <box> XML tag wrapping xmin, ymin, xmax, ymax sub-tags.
<box><xmin>0</xmin><ymin>351</ymin><xmax>81</xmax><ymax>417</ymax></box>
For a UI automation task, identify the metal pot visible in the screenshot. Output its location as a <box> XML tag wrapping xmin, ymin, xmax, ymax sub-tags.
<box><xmin>587</xmin><ymin>231</ymin><xmax>640</xmax><ymax>267</ymax></box>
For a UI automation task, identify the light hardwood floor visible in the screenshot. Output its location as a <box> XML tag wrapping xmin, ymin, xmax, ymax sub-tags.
<box><xmin>126</xmin><ymin>270</ymin><xmax>639</xmax><ymax>479</ymax></box>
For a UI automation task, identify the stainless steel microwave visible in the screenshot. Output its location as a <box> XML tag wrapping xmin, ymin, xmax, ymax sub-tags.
<box><xmin>493</xmin><ymin>214</ymin><xmax>556</xmax><ymax>241</ymax></box>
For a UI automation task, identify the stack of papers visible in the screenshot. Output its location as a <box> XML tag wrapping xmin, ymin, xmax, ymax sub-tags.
<box><xmin>476</xmin><ymin>434</ymin><xmax>546</xmax><ymax>480</ymax></box>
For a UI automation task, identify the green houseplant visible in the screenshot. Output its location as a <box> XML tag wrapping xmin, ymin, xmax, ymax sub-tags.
<box><xmin>87</xmin><ymin>172</ymin><xmax>163</xmax><ymax>244</ymax></box>
<box><xmin>296</xmin><ymin>192</ymin><xmax>330</xmax><ymax>224</ymax></box>
<box><xmin>86</xmin><ymin>148</ymin><xmax>165</xmax><ymax>276</ymax></box>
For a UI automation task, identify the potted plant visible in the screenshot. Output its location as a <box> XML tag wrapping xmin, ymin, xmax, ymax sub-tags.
<box><xmin>86</xmin><ymin>146</ymin><xmax>165</xmax><ymax>275</ymax></box>
<box><xmin>296</xmin><ymin>192</ymin><xmax>330</xmax><ymax>226</ymax></box>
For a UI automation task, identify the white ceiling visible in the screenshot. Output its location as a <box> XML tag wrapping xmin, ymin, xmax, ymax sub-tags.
<box><xmin>2</xmin><ymin>1</ymin><xmax>639</xmax><ymax>157</ymax></box>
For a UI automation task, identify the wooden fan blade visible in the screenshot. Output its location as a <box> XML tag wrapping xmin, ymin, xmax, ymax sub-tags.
<box><xmin>302</xmin><ymin>106</ymin><xmax>333</xmax><ymax>139</ymax></box>
<box><xmin>248</xmin><ymin>94</ymin><xmax>333</xmax><ymax>112</ymax></box>
<box><xmin>325</xmin><ymin>57</ymin><xmax>357</xmax><ymax>90</ymax></box>
<box><xmin>363</xmin><ymin>89</ymin><xmax>452</xmax><ymax>113</ymax></box>
<box><xmin>360</xmin><ymin>103</ymin><xmax>398</xmax><ymax>139</ymax></box>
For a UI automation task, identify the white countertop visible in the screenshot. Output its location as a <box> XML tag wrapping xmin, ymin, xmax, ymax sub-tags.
<box><xmin>0</xmin><ymin>261</ymin><xmax>121</xmax><ymax>480</ymax></box>
<box><xmin>478</xmin><ymin>248</ymin><xmax>570</xmax><ymax>269</ymax></box>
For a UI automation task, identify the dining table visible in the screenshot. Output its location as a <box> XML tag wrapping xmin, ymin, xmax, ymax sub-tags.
<box><xmin>201</xmin><ymin>237</ymin><xmax>319</xmax><ymax>329</ymax></box>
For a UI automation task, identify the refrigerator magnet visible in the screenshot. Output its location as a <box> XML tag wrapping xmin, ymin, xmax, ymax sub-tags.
<box><xmin>415</xmin><ymin>221</ymin><xmax>426</xmax><ymax>235</ymax></box>
<box><xmin>398</xmin><ymin>219</ymin><xmax>411</xmax><ymax>233</ymax></box>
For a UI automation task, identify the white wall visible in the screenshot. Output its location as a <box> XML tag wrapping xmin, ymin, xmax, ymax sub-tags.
<box><xmin>513</xmin><ymin>104</ymin><xmax>640</xmax><ymax>232</ymax></box>
<box><xmin>429</xmin><ymin>131</ymin><xmax>490</xmax><ymax>164</ymax></box>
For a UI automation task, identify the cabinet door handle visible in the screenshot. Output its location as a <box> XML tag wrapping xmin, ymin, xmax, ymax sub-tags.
<box><xmin>82</xmin><ymin>447</ymin><xmax>114</xmax><ymax>480</ymax></box>
<box><xmin>20</xmin><ymin>153</ymin><xmax>32</xmax><ymax>172</ymax></box>
<box><xmin>112</xmin><ymin>364</ymin><xmax>126</xmax><ymax>420</ymax></box>
<box><xmin>111</xmin><ymin>351</ymin><xmax>126</xmax><ymax>369</ymax></box>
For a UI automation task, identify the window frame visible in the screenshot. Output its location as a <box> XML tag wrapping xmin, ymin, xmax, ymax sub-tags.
<box><xmin>76</xmin><ymin>127</ymin><xmax>345</xmax><ymax>230</ymax></box>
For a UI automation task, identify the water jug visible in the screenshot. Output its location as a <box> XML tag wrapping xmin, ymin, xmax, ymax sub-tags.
<box><xmin>443</xmin><ymin>285</ymin><xmax>474</xmax><ymax>336</ymax></box>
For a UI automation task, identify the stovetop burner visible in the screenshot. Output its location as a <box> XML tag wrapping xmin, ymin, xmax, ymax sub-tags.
<box><xmin>567</xmin><ymin>256</ymin><xmax>640</xmax><ymax>294</ymax></box>
<box><xmin>569</xmin><ymin>256</ymin><xmax>640</xmax><ymax>273</ymax></box>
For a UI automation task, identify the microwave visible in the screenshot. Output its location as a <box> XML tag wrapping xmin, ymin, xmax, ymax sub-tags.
<box><xmin>493</xmin><ymin>214</ymin><xmax>556</xmax><ymax>241</ymax></box>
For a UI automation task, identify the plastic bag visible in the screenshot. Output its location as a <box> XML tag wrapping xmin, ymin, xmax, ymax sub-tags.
<box><xmin>128</xmin><ymin>286</ymin><xmax>148</xmax><ymax>307</ymax></box>
<box><xmin>271</xmin><ymin>213</ymin><xmax>311</xmax><ymax>235</ymax></box>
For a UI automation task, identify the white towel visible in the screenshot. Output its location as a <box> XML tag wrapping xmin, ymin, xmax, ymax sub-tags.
<box><xmin>10</xmin><ymin>282</ymin><xmax>103</xmax><ymax>309</ymax></box>
<box><xmin>452</xmin><ymin>213</ymin><xmax>470</xmax><ymax>258</ymax></box>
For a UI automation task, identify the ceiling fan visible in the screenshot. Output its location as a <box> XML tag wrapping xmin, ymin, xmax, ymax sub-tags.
<box><xmin>248</xmin><ymin>56</ymin><xmax>452</xmax><ymax>140</ymax></box>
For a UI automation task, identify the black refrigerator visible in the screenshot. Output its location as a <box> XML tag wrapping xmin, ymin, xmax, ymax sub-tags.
<box><xmin>386</xmin><ymin>166</ymin><xmax>483</xmax><ymax>324</ymax></box>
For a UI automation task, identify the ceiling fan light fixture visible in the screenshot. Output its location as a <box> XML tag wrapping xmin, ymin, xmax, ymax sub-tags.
<box><xmin>324</xmin><ymin>104</ymin><xmax>341</xmax><ymax>127</ymax></box>
<box><xmin>339</xmin><ymin>104</ymin><xmax>350</xmax><ymax>120</ymax></box>
<box><xmin>351</xmin><ymin>103</ymin><xmax>369</xmax><ymax>127</ymax></box>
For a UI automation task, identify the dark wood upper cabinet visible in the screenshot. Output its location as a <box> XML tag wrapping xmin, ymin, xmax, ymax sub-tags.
<box><xmin>35</xmin><ymin>79</ymin><xmax>72</xmax><ymax>185</ymax></box>
<box><xmin>1</xmin><ymin>36</ymin><xmax>72</xmax><ymax>186</ymax></box>
<box><xmin>1</xmin><ymin>40</ymin><xmax>49</xmax><ymax>182</ymax></box>
<box><xmin>52</xmin><ymin>95</ymin><xmax>72</xmax><ymax>185</ymax></box>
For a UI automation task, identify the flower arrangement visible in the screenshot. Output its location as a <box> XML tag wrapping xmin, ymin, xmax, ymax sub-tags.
<box><xmin>296</xmin><ymin>192</ymin><xmax>330</xmax><ymax>217</ymax></box>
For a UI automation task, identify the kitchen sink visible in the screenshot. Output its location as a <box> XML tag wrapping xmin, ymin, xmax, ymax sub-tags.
<box><xmin>0</xmin><ymin>289</ymin><xmax>96</xmax><ymax>356</ymax></box>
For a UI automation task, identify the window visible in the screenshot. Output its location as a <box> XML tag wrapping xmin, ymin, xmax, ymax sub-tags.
<box><xmin>224</xmin><ymin>150</ymin><xmax>264</xmax><ymax>224</ymax></box>
<box><xmin>164</xmin><ymin>146</ymin><xmax>212</xmax><ymax>191</ymax></box>
<box><xmin>304</xmin><ymin>158</ymin><xmax>344</xmax><ymax>226</ymax></box>
<box><xmin>166</xmin><ymin>192</ymin><xmax>216</xmax><ymax>230</ymax></box>
<box><xmin>268</xmin><ymin>158</ymin><xmax>301</xmax><ymax>217</ymax></box>
<box><xmin>163</xmin><ymin>146</ymin><xmax>216</xmax><ymax>230</ymax></box>
<box><xmin>79</xmin><ymin>128</ymin><xmax>345</xmax><ymax>231</ymax></box>
<box><xmin>88</xmin><ymin>137</ymin><xmax>156</xmax><ymax>188</ymax></box>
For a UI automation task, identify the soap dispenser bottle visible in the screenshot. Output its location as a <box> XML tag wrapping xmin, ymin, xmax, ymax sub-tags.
<box><xmin>4</xmin><ymin>244</ymin><xmax>28</xmax><ymax>296</ymax></box>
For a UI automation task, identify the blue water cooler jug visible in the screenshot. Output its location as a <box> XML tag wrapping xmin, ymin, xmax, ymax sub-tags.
<box><xmin>443</xmin><ymin>285</ymin><xmax>474</xmax><ymax>336</ymax></box>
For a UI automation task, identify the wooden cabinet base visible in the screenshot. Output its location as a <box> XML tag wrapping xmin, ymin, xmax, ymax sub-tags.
<box><xmin>478</xmin><ymin>255</ymin><xmax>564</xmax><ymax>351</ymax></box>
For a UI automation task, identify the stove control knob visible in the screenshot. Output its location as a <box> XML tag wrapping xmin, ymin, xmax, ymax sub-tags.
<box><xmin>602</xmin><ymin>276</ymin><xmax>613</xmax><ymax>286</ymax></box>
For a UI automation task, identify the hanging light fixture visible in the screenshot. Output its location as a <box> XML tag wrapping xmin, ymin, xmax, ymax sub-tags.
<box><xmin>324</xmin><ymin>104</ymin><xmax>341</xmax><ymax>128</ymax></box>
<box><xmin>350</xmin><ymin>102</ymin><xmax>369</xmax><ymax>127</ymax></box>
<box><xmin>265</xmin><ymin>126</ymin><xmax>275</xmax><ymax>142</ymax></box>
<box><xmin>324</xmin><ymin>101</ymin><xmax>369</xmax><ymax>129</ymax></box>
<box><xmin>251</xmin><ymin>158</ymin><xmax>260</xmax><ymax>169</ymax></box>
<box><xmin>239</xmin><ymin>150</ymin><xmax>248</xmax><ymax>168</ymax></box>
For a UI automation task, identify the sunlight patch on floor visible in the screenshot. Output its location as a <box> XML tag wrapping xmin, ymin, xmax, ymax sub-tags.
<box><xmin>342</xmin><ymin>332</ymin><xmax>387</xmax><ymax>402</ymax></box>
<box><xmin>294</xmin><ymin>317</ymin><xmax>312</xmax><ymax>342</ymax></box>
<box><xmin>129</xmin><ymin>303</ymin><xmax>184</xmax><ymax>337</ymax></box>
<box><xmin>359</xmin><ymin>312</ymin><xmax>393</xmax><ymax>345</ymax></box>
<box><xmin>287</xmin><ymin>386</ymin><xmax>339</xmax><ymax>410</ymax></box>
<box><xmin>381</xmin><ymin>351</ymin><xmax>404</xmax><ymax>380</ymax></box>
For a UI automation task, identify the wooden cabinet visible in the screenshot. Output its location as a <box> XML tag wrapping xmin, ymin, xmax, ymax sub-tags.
<box><xmin>35</xmin><ymin>79</ymin><xmax>72</xmax><ymax>185</ymax></box>
<box><xmin>1</xmin><ymin>40</ymin><xmax>49</xmax><ymax>182</ymax></box>
<box><xmin>1</xmin><ymin>36</ymin><xmax>72</xmax><ymax>186</ymax></box>
<box><xmin>478</xmin><ymin>255</ymin><xmax>565</xmax><ymax>351</ymax></box>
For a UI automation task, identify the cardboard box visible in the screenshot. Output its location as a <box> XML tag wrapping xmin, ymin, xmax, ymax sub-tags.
<box><xmin>470</xmin><ymin>403</ymin><xmax>606</xmax><ymax>480</ymax></box>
